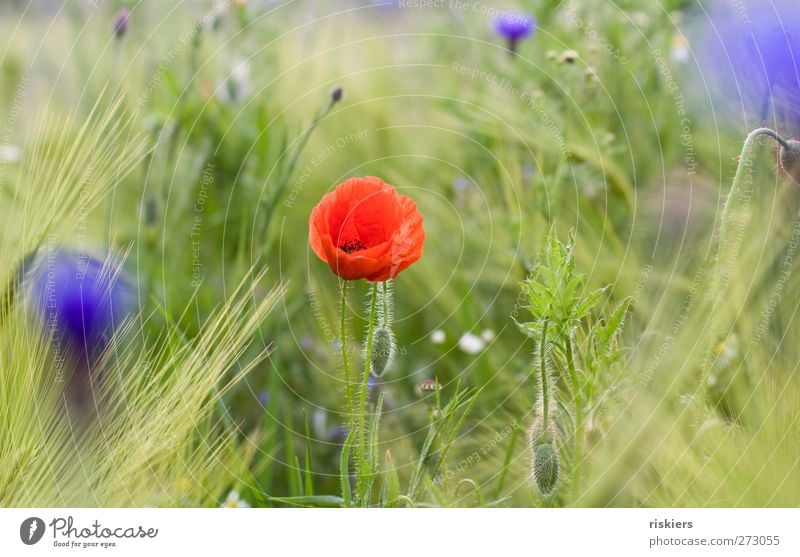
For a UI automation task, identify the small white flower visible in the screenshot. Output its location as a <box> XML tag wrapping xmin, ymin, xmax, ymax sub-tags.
<box><xmin>715</xmin><ymin>334</ymin><xmax>739</xmax><ymax>367</ymax></box>
<box><xmin>458</xmin><ymin>332</ymin><xmax>485</xmax><ymax>354</ymax></box>
<box><xmin>221</xmin><ymin>490</ymin><xmax>250</xmax><ymax>508</ymax></box>
<box><xmin>480</xmin><ymin>328</ymin><xmax>496</xmax><ymax>343</ymax></box>
<box><xmin>312</xmin><ymin>408</ymin><xmax>327</xmax><ymax>437</ymax></box>
<box><xmin>670</xmin><ymin>35</ymin><xmax>689</xmax><ymax>64</ymax></box>
<box><xmin>218</xmin><ymin>59</ymin><xmax>252</xmax><ymax>103</ymax></box>
<box><xmin>430</xmin><ymin>329</ymin><xmax>446</xmax><ymax>345</ymax></box>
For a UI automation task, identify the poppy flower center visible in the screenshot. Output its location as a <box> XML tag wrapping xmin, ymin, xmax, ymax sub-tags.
<box><xmin>340</xmin><ymin>238</ymin><xmax>367</xmax><ymax>254</ymax></box>
<box><xmin>330</xmin><ymin>192</ymin><xmax>398</xmax><ymax>255</ymax></box>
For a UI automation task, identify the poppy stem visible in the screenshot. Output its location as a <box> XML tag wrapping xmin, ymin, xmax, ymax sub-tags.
<box><xmin>339</xmin><ymin>281</ymin><xmax>354</xmax><ymax>431</ymax></box>
<box><xmin>381</xmin><ymin>281</ymin><xmax>390</xmax><ymax>327</ymax></box>
<box><xmin>539</xmin><ymin>319</ymin><xmax>551</xmax><ymax>438</ymax></box>
<box><xmin>702</xmin><ymin>127</ymin><xmax>784</xmax><ymax>390</ymax></box>
<box><xmin>356</xmin><ymin>281</ymin><xmax>379</xmax><ymax>502</ymax></box>
<box><xmin>758</xmin><ymin>128</ymin><xmax>791</xmax><ymax>150</ymax></box>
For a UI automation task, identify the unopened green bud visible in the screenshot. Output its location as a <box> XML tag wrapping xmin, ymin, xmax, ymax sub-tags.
<box><xmin>779</xmin><ymin>139</ymin><xmax>800</xmax><ymax>186</ymax></box>
<box><xmin>532</xmin><ymin>442</ymin><xmax>560</xmax><ymax>497</ymax></box>
<box><xmin>370</xmin><ymin>326</ymin><xmax>395</xmax><ymax>377</ymax></box>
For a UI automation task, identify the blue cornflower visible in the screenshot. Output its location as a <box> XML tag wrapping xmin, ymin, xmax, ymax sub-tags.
<box><xmin>29</xmin><ymin>248</ymin><xmax>134</xmax><ymax>363</ymax></box>
<box><xmin>695</xmin><ymin>0</ymin><xmax>800</xmax><ymax>134</ymax></box>
<box><xmin>453</xmin><ymin>176</ymin><xmax>470</xmax><ymax>192</ymax></box>
<box><xmin>493</xmin><ymin>12</ymin><xmax>536</xmax><ymax>55</ymax></box>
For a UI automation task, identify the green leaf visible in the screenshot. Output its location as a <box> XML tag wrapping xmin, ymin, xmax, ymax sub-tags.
<box><xmin>574</xmin><ymin>286</ymin><xmax>607</xmax><ymax>319</ymax></box>
<box><xmin>381</xmin><ymin>450</ymin><xmax>401</xmax><ymax>508</ymax></box>
<box><xmin>514</xmin><ymin>319</ymin><xmax>541</xmax><ymax>339</ymax></box>
<box><xmin>596</xmin><ymin>296</ymin><xmax>632</xmax><ymax>348</ymax></box>
<box><xmin>494</xmin><ymin>423</ymin><xmax>521</xmax><ymax>499</ymax></box>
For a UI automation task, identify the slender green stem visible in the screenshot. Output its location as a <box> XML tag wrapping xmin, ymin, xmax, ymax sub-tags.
<box><xmin>539</xmin><ymin>319</ymin><xmax>551</xmax><ymax>436</ymax></box>
<box><xmin>269</xmin><ymin>99</ymin><xmax>336</xmax><ymax>212</ymax></box>
<box><xmin>564</xmin><ymin>331</ymin><xmax>583</xmax><ymax>503</ymax></box>
<box><xmin>111</xmin><ymin>39</ymin><xmax>122</xmax><ymax>98</ymax></box>
<box><xmin>260</xmin><ymin>99</ymin><xmax>338</xmax><ymax>247</ymax></box>
<box><xmin>494</xmin><ymin>423</ymin><xmax>520</xmax><ymax>500</ymax></box>
<box><xmin>758</xmin><ymin>128</ymin><xmax>791</xmax><ymax>150</ymax></box>
<box><xmin>105</xmin><ymin>41</ymin><xmax>122</xmax><ymax>248</ymax></box>
<box><xmin>702</xmin><ymin>128</ymin><xmax>787</xmax><ymax>386</ymax></box>
<box><xmin>356</xmin><ymin>282</ymin><xmax>379</xmax><ymax>502</ymax></box>
<box><xmin>339</xmin><ymin>281</ymin><xmax>353</xmax><ymax>428</ymax></box>
<box><xmin>381</xmin><ymin>281</ymin><xmax>389</xmax><ymax>327</ymax></box>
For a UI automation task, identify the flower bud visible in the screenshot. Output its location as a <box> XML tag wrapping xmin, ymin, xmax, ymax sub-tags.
<box><xmin>113</xmin><ymin>8</ymin><xmax>130</xmax><ymax>39</ymax></box>
<box><xmin>779</xmin><ymin>139</ymin><xmax>800</xmax><ymax>185</ymax></box>
<box><xmin>414</xmin><ymin>378</ymin><xmax>441</xmax><ymax>397</ymax></box>
<box><xmin>331</xmin><ymin>86</ymin><xmax>344</xmax><ymax>104</ymax></box>
<box><xmin>558</xmin><ymin>49</ymin><xmax>579</xmax><ymax>64</ymax></box>
<box><xmin>532</xmin><ymin>442</ymin><xmax>560</xmax><ymax>497</ymax></box>
<box><xmin>370</xmin><ymin>326</ymin><xmax>395</xmax><ymax>377</ymax></box>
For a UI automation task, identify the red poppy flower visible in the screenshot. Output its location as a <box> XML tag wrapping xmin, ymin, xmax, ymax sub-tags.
<box><xmin>309</xmin><ymin>176</ymin><xmax>425</xmax><ymax>281</ymax></box>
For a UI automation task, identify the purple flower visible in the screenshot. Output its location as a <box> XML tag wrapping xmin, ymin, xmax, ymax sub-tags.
<box><xmin>695</xmin><ymin>0</ymin><xmax>800</xmax><ymax>133</ymax></box>
<box><xmin>493</xmin><ymin>12</ymin><xmax>536</xmax><ymax>54</ymax></box>
<box><xmin>113</xmin><ymin>8</ymin><xmax>130</xmax><ymax>39</ymax></box>
<box><xmin>29</xmin><ymin>249</ymin><xmax>134</xmax><ymax>363</ymax></box>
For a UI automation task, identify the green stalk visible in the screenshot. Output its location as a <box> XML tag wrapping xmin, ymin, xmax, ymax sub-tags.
<box><xmin>381</xmin><ymin>281</ymin><xmax>389</xmax><ymax>327</ymax></box>
<box><xmin>356</xmin><ymin>282</ymin><xmax>379</xmax><ymax>503</ymax></box>
<box><xmin>540</xmin><ymin>319</ymin><xmax>551</xmax><ymax>436</ymax></box>
<box><xmin>339</xmin><ymin>281</ymin><xmax>354</xmax><ymax>428</ymax></box>
<box><xmin>702</xmin><ymin>128</ymin><xmax>787</xmax><ymax>386</ymax></box>
<box><xmin>267</xmin><ymin>99</ymin><xmax>337</xmax><ymax>213</ymax></box>
<box><xmin>564</xmin><ymin>331</ymin><xmax>583</xmax><ymax>503</ymax></box>
<box><xmin>105</xmin><ymin>40</ymin><xmax>122</xmax><ymax>248</ymax></box>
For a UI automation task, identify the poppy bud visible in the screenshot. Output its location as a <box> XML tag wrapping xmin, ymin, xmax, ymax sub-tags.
<box><xmin>532</xmin><ymin>442</ymin><xmax>560</xmax><ymax>497</ymax></box>
<box><xmin>370</xmin><ymin>326</ymin><xmax>395</xmax><ymax>377</ymax></box>
<box><xmin>779</xmin><ymin>139</ymin><xmax>800</xmax><ymax>185</ymax></box>
<box><xmin>113</xmin><ymin>8</ymin><xmax>130</xmax><ymax>39</ymax></box>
